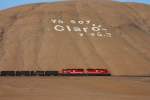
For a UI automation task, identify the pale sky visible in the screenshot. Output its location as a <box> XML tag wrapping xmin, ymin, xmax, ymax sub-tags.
<box><xmin>0</xmin><ymin>0</ymin><xmax>149</xmax><ymax>10</ymax></box>
<box><xmin>0</xmin><ymin>0</ymin><xmax>64</xmax><ymax>10</ymax></box>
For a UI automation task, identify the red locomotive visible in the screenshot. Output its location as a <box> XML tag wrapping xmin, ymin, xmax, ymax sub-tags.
<box><xmin>61</xmin><ymin>68</ymin><xmax>111</xmax><ymax>76</ymax></box>
<box><xmin>86</xmin><ymin>69</ymin><xmax>111</xmax><ymax>76</ymax></box>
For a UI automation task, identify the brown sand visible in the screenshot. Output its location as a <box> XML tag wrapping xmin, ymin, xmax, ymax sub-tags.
<box><xmin>0</xmin><ymin>0</ymin><xmax>150</xmax><ymax>75</ymax></box>
<box><xmin>0</xmin><ymin>77</ymin><xmax>150</xmax><ymax>100</ymax></box>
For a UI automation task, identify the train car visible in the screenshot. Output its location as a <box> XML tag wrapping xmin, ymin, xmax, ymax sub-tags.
<box><xmin>16</xmin><ymin>71</ymin><xmax>30</xmax><ymax>76</ymax></box>
<box><xmin>45</xmin><ymin>71</ymin><xmax>58</xmax><ymax>76</ymax></box>
<box><xmin>0</xmin><ymin>71</ymin><xmax>15</xmax><ymax>76</ymax></box>
<box><xmin>86</xmin><ymin>69</ymin><xmax>111</xmax><ymax>76</ymax></box>
<box><xmin>61</xmin><ymin>69</ymin><xmax>85</xmax><ymax>76</ymax></box>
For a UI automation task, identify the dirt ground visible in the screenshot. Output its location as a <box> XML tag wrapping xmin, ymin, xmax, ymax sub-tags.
<box><xmin>0</xmin><ymin>0</ymin><xmax>150</xmax><ymax>75</ymax></box>
<box><xmin>0</xmin><ymin>77</ymin><xmax>150</xmax><ymax>100</ymax></box>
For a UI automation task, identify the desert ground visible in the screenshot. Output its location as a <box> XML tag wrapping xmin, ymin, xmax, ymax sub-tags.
<box><xmin>0</xmin><ymin>77</ymin><xmax>150</xmax><ymax>100</ymax></box>
<box><xmin>0</xmin><ymin>0</ymin><xmax>150</xmax><ymax>75</ymax></box>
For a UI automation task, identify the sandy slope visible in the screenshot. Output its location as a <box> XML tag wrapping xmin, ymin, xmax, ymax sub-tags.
<box><xmin>0</xmin><ymin>0</ymin><xmax>150</xmax><ymax>75</ymax></box>
<box><xmin>0</xmin><ymin>77</ymin><xmax>150</xmax><ymax>100</ymax></box>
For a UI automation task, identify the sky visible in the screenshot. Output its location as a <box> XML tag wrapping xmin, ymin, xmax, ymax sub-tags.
<box><xmin>0</xmin><ymin>0</ymin><xmax>64</xmax><ymax>10</ymax></box>
<box><xmin>116</xmin><ymin>0</ymin><xmax>150</xmax><ymax>4</ymax></box>
<box><xmin>0</xmin><ymin>0</ymin><xmax>149</xmax><ymax>10</ymax></box>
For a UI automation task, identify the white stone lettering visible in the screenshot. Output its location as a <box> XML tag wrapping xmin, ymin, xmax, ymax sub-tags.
<box><xmin>49</xmin><ymin>18</ymin><xmax>112</xmax><ymax>38</ymax></box>
<box><xmin>58</xmin><ymin>20</ymin><xmax>64</xmax><ymax>24</ymax></box>
<box><xmin>105</xmin><ymin>33</ymin><xmax>112</xmax><ymax>37</ymax></box>
<box><xmin>91</xmin><ymin>26</ymin><xmax>101</xmax><ymax>32</ymax></box>
<box><xmin>51</xmin><ymin>19</ymin><xmax>57</xmax><ymax>23</ymax></box>
<box><xmin>86</xmin><ymin>20</ymin><xmax>91</xmax><ymax>24</ymax></box>
<box><xmin>70</xmin><ymin>20</ymin><xmax>76</xmax><ymax>24</ymax></box>
<box><xmin>66</xmin><ymin>25</ymin><xmax>72</xmax><ymax>32</ymax></box>
<box><xmin>54</xmin><ymin>25</ymin><xmax>65</xmax><ymax>31</ymax></box>
<box><xmin>83</xmin><ymin>27</ymin><xmax>88</xmax><ymax>33</ymax></box>
<box><xmin>73</xmin><ymin>27</ymin><xmax>82</xmax><ymax>32</ymax></box>
<box><xmin>78</xmin><ymin>21</ymin><xmax>84</xmax><ymax>24</ymax></box>
<box><xmin>79</xmin><ymin>33</ymin><xmax>84</xmax><ymax>37</ymax></box>
<box><xmin>97</xmin><ymin>32</ymin><xmax>103</xmax><ymax>37</ymax></box>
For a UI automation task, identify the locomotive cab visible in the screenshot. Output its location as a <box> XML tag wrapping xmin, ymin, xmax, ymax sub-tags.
<box><xmin>86</xmin><ymin>69</ymin><xmax>111</xmax><ymax>76</ymax></box>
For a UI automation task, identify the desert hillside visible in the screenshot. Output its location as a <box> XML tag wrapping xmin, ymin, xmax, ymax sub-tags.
<box><xmin>0</xmin><ymin>0</ymin><xmax>150</xmax><ymax>75</ymax></box>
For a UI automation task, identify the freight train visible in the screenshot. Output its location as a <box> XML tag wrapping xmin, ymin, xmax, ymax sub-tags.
<box><xmin>0</xmin><ymin>68</ymin><xmax>111</xmax><ymax>76</ymax></box>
